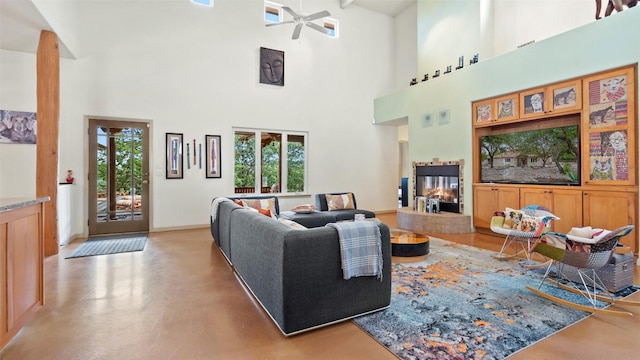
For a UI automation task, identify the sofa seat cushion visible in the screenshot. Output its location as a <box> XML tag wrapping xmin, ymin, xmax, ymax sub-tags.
<box><xmin>330</xmin><ymin>209</ymin><xmax>376</xmax><ymax>222</ymax></box>
<box><xmin>280</xmin><ymin>211</ymin><xmax>336</xmax><ymax>228</ymax></box>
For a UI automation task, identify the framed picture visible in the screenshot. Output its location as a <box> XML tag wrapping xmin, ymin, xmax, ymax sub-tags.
<box><xmin>205</xmin><ymin>134</ymin><xmax>221</xmax><ymax>178</ymax></box>
<box><xmin>165</xmin><ymin>132</ymin><xmax>183</xmax><ymax>179</ymax></box>
<box><xmin>494</xmin><ymin>94</ymin><xmax>519</xmax><ymax>122</ymax></box>
<box><xmin>0</xmin><ymin>110</ymin><xmax>37</xmax><ymax>144</ymax></box>
<box><xmin>259</xmin><ymin>47</ymin><xmax>284</xmax><ymax>86</ymax></box>
<box><xmin>551</xmin><ymin>80</ymin><xmax>580</xmax><ymax>111</ymax></box>
<box><xmin>472</xmin><ymin>99</ymin><xmax>493</xmax><ymax>125</ymax></box>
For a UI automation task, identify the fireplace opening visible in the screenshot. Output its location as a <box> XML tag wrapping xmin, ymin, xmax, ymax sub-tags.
<box><xmin>414</xmin><ymin>163</ymin><xmax>460</xmax><ymax>213</ymax></box>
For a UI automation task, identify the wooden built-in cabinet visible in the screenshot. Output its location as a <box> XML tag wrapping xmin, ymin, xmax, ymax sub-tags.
<box><xmin>0</xmin><ymin>201</ymin><xmax>45</xmax><ymax>349</ymax></box>
<box><xmin>472</xmin><ymin>65</ymin><xmax>638</xmax><ymax>254</ymax></box>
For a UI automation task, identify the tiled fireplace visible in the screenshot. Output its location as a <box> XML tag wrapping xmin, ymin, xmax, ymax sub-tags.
<box><xmin>413</xmin><ymin>159</ymin><xmax>464</xmax><ymax>213</ymax></box>
<box><xmin>400</xmin><ymin>159</ymin><xmax>471</xmax><ymax>233</ymax></box>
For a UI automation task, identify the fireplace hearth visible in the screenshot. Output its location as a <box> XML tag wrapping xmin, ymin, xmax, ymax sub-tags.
<box><xmin>413</xmin><ymin>159</ymin><xmax>464</xmax><ymax>214</ymax></box>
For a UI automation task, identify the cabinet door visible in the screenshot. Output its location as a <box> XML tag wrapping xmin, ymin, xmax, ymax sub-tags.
<box><xmin>520</xmin><ymin>188</ymin><xmax>552</xmax><ymax>209</ymax></box>
<box><xmin>550</xmin><ymin>189</ymin><xmax>583</xmax><ymax>234</ymax></box>
<box><xmin>583</xmin><ymin>190</ymin><xmax>637</xmax><ymax>252</ymax></box>
<box><xmin>520</xmin><ymin>87</ymin><xmax>549</xmax><ymax>119</ymax></box>
<box><xmin>520</xmin><ymin>188</ymin><xmax>582</xmax><ymax>233</ymax></box>
<box><xmin>497</xmin><ymin>187</ymin><xmax>520</xmax><ymax>214</ymax></box>
<box><xmin>582</xmin><ymin>66</ymin><xmax>636</xmax><ymax>186</ymax></box>
<box><xmin>472</xmin><ymin>99</ymin><xmax>495</xmax><ymax>126</ymax></box>
<box><xmin>0</xmin><ymin>223</ymin><xmax>6</xmax><ymax>341</ymax></box>
<box><xmin>549</xmin><ymin>79</ymin><xmax>582</xmax><ymax>114</ymax></box>
<box><xmin>473</xmin><ymin>187</ymin><xmax>497</xmax><ymax>229</ymax></box>
<box><xmin>474</xmin><ymin>186</ymin><xmax>519</xmax><ymax>229</ymax></box>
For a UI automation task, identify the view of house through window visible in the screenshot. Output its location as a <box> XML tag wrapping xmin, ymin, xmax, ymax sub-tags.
<box><xmin>234</xmin><ymin>129</ymin><xmax>306</xmax><ymax>194</ymax></box>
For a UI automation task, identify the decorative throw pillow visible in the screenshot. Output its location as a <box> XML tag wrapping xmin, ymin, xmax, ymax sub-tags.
<box><xmin>568</xmin><ymin>226</ymin><xmax>593</xmax><ymax>239</ymax></box>
<box><xmin>242</xmin><ymin>198</ymin><xmax>277</xmax><ymax>219</ymax></box>
<box><xmin>517</xmin><ymin>215</ymin><xmax>547</xmax><ymax>234</ymax></box>
<box><xmin>327</xmin><ymin>193</ymin><xmax>355</xmax><ymax>211</ymax></box>
<box><xmin>291</xmin><ymin>204</ymin><xmax>317</xmax><ymax>213</ymax></box>
<box><xmin>278</xmin><ymin>218</ymin><xmax>307</xmax><ymax>230</ymax></box>
<box><xmin>256</xmin><ymin>208</ymin><xmax>272</xmax><ymax>218</ymax></box>
<box><xmin>233</xmin><ymin>199</ymin><xmax>244</xmax><ymax>206</ymax></box>
<box><xmin>502</xmin><ymin>207</ymin><xmax>524</xmax><ymax>229</ymax></box>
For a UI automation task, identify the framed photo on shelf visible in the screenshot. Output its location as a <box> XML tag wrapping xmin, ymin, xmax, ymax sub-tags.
<box><xmin>165</xmin><ymin>132</ymin><xmax>183</xmax><ymax>179</ymax></box>
<box><xmin>205</xmin><ymin>134</ymin><xmax>221</xmax><ymax>178</ymax></box>
<box><xmin>494</xmin><ymin>94</ymin><xmax>519</xmax><ymax>122</ymax></box>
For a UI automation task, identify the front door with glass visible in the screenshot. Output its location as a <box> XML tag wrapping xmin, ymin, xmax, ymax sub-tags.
<box><xmin>88</xmin><ymin>119</ymin><xmax>150</xmax><ymax>235</ymax></box>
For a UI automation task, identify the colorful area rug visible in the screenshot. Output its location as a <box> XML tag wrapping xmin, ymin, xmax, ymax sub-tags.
<box><xmin>354</xmin><ymin>237</ymin><xmax>637</xmax><ymax>360</ymax></box>
<box><xmin>65</xmin><ymin>233</ymin><xmax>147</xmax><ymax>259</ymax></box>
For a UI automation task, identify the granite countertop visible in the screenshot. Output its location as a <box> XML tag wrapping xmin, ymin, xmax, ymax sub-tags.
<box><xmin>0</xmin><ymin>197</ymin><xmax>50</xmax><ymax>213</ymax></box>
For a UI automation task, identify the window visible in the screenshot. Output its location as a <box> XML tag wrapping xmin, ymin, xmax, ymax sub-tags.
<box><xmin>191</xmin><ymin>0</ymin><xmax>213</xmax><ymax>7</ymax></box>
<box><xmin>234</xmin><ymin>128</ymin><xmax>307</xmax><ymax>194</ymax></box>
<box><xmin>264</xmin><ymin>1</ymin><xmax>282</xmax><ymax>23</ymax></box>
<box><xmin>323</xmin><ymin>18</ymin><xmax>339</xmax><ymax>38</ymax></box>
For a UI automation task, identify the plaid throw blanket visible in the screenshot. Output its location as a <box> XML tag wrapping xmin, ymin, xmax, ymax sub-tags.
<box><xmin>326</xmin><ymin>221</ymin><xmax>383</xmax><ymax>281</ymax></box>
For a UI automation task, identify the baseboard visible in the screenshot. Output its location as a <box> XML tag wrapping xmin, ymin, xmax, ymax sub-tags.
<box><xmin>150</xmin><ymin>223</ymin><xmax>209</xmax><ymax>233</ymax></box>
<box><xmin>375</xmin><ymin>209</ymin><xmax>399</xmax><ymax>215</ymax></box>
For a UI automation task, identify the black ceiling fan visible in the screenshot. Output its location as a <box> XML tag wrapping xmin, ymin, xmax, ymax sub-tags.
<box><xmin>266</xmin><ymin>6</ymin><xmax>331</xmax><ymax>40</ymax></box>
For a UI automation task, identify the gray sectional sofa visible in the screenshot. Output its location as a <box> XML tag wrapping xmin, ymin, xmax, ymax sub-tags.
<box><xmin>210</xmin><ymin>196</ymin><xmax>391</xmax><ymax>336</ymax></box>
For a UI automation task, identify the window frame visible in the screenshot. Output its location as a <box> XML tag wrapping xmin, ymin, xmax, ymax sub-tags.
<box><xmin>323</xmin><ymin>17</ymin><xmax>339</xmax><ymax>38</ymax></box>
<box><xmin>233</xmin><ymin>127</ymin><xmax>308</xmax><ymax>195</ymax></box>
<box><xmin>264</xmin><ymin>1</ymin><xmax>283</xmax><ymax>24</ymax></box>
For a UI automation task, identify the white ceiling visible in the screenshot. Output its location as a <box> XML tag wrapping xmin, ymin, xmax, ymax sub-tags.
<box><xmin>351</xmin><ymin>0</ymin><xmax>415</xmax><ymax>17</ymax></box>
<box><xmin>0</xmin><ymin>0</ymin><xmax>416</xmax><ymax>58</ymax></box>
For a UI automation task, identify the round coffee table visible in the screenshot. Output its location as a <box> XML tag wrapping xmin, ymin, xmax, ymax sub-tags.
<box><xmin>390</xmin><ymin>230</ymin><xmax>430</xmax><ymax>257</ymax></box>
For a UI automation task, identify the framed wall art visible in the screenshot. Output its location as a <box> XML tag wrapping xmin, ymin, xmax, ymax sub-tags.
<box><xmin>205</xmin><ymin>134</ymin><xmax>221</xmax><ymax>178</ymax></box>
<box><xmin>259</xmin><ymin>47</ymin><xmax>284</xmax><ymax>86</ymax></box>
<box><xmin>166</xmin><ymin>132</ymin><xmax>183</xmax><ymax>179</ymax></box>
<box><xmin>0</xmin><ymin>110</ymin><xmax>37</xmax><ymax>144</ymax></box>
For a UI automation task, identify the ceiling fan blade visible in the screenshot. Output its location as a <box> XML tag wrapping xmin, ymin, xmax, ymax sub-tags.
<box><xmin>303</xmin><ymin>10</ymin><xmax>331</xmax><ymax>22</ymax></box>
<box><xmin>291</xmin><ymin>23</ymin><xmax>303</xmax><ymax>40</ymax></box>
<box><xmin>306</xmin><ymin>22</ymin><xmax>330</xmax><ymax>35</ymax></box>
<box><xmin>265</xmin><ymin>20</ymin><xmax>296</xmax><ymax>27</ymax></box>
<box><xmin>282</xmin><ymin>6</ymin><xmax>301</xmax><ymax>20</ymax></box>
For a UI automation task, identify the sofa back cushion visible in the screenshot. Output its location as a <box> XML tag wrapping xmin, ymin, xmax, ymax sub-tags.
<box><xmin>227</xmin><ymin>195</ymin><xmax>280</xmax><ymax>216</ymax></box>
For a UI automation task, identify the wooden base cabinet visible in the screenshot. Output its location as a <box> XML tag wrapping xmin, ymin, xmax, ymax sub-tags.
<box><xmin>0</xmin><ymin>203</ymin><xmax>45</xmax><ymax>349</ymax></box>
<box><xmin>583</xmin><ymin>190</ymin><xmax>637</xmax><ymax>252</ymax></box>
<box><xmin>473</xmin><ymin>186</ymin><xmax>520</xmax><ymax>229</ymax></box>
<box><xmin>519</xmin><ymin>188</ymin><xmax>583</xmax><ymax>234</ymax></box>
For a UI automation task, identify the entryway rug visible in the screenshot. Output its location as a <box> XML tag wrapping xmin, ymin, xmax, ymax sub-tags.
<box><xmin>353</xmin><ymin>237</ymin><xmax>637</xmax><ymax>360</ymax></box>
<box><xmin>65</xmin><ymin>233</ymin><xmax>147</xmax><ymax>259</ymax></box>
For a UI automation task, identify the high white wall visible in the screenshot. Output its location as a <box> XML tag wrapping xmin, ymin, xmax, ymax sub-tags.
<box><xmin>0</xmin><ymin>0</ymin><xmax>400</xmax><ymax>236</ymax></box>
<box><xmin>375</xmin><ymin>8</ymin><xmax>640</xmax><ymax>218</ymax></box>
<box><xmin>417</xmin><ymin>0</ymin><xmax>596</xmax><ymax>78</ymax></box>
